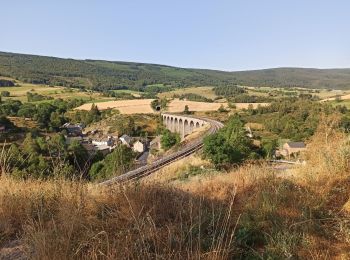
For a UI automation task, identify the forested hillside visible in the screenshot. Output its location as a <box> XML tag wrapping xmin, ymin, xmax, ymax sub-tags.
<box><xmin>231</xmin><ymin>67</ymin><xmax>350</xmax><ymax>89</ymax></box>
<box><xmin>1</xmin><ymin>51</ymin><xmax>350</xmax><ymax>90</ymax></box>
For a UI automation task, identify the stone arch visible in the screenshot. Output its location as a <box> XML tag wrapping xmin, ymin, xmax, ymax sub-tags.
<box><xmin>170</xmin><ymin>117</ymin><xmax>174</xmax><ymax>132</ymax></box>
<box><xmin>190</xmin><ymin>120</ymin><xmax>195</xmax><ymax>133</ymax></box>
<box><xmin>167</xmin><ymin>116</ymin><xmax>171</xmax><ymax>129</ymax></box>
<box><xmin>174</xmin><ymin>117</ymin><xmax>179</xmax><ymax>133</ymax></box>
<box><xmin>184</xmin><ymin>119</ymin><xmax>190</xmax><ymax>136</ymax></box>
<box><xmin>195</xmin><ymin>122</ymin><xmax>200</xmax><ymax>128</ymax></box>
<box><xmin>179</xmin><ymin>118</ymin><xmax>184</xmax><ymax>138</ymax></box>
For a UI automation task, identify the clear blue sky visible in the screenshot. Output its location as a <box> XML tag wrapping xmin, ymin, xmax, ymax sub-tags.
<box><xmin>1</xmin><ymin>0</ymin><xmax>350</xmax><ymax>71</ymax></box>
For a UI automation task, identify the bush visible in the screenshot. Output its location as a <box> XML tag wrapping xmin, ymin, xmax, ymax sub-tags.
<box><xmin>161</xmin><ymin>129</ymin><xmax>180</xmax><ymax>150</ymax></box>
<box><xmin>203</xmin><ymin>115</ymin><xmax>254</xmax><ymax>167</ymax></box>
<box><xmin>89</xmin><ymin>145</ymin><xmax>135</xmax><ymax>181</ymax></box>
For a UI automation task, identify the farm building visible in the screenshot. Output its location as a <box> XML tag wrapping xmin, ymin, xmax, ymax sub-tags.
<box><xmin>280</xmin><ymin>142</ymin><xmax>307</xmax><ymax>158</ymax></box>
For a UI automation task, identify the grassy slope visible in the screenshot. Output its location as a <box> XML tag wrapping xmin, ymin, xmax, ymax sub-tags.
<box><xmin>1</xmin><ymin>51</ymin><xmax>350</xmax><ymax>89</ymax></box>
<box><xmin>0</xmin><ymin>81</ymin><xmax>111</xmax><ymax>103</ymax></box>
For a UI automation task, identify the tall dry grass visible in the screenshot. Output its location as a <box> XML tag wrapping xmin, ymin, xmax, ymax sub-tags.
<box><xmin>0</xmin><ymin>114</ymin><xmax>349</xmax><ymax>259</ymax></box>
<box><xmin>0</xmin><ymin>177</ymin><xmax>240</xmax><ymax>259</ymax></box>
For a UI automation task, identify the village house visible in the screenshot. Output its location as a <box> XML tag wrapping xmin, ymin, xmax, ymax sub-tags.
<box><xmin>62</xmin><ymin>123</ymin><xmax>84</xmax><ymax>136</ymax></box>
<box><xmin>119</xmin><ymin>134</ymin><xmax>132</xmax><ymax>147</ymax></box>
<box><xmin>280</xmin><ymin>142</ymin><xmax>307</xmax><ymax>158</ymax></box>
<box><xmin>92</xmin><ymin>136</ymin><xmax>114</xmax><ymax>147</ymax></box>
<box><xmin>133</xmin><ymin>140</ymin><xmax>146</xmax><ymax>153</ymax></box>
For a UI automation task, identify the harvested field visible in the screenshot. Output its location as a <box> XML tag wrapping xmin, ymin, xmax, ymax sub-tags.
<box><xmin>76</xmin><ymin>99</ymin><xmax>155</xmax><ymax>114</ymax></box>
<box><xmin>76</xmin><ymin>99</ymin><xmax>269</xmax><ymax>114</ymax></box>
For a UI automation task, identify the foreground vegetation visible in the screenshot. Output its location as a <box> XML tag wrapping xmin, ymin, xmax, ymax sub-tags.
<box><xmin>0</xmin><ymin>115</ymin><xmax>349</xmax><ymax>259</ymax></box>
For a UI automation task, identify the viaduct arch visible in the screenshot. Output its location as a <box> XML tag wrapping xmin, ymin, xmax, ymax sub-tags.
<box><xmin>162</xmin><ymin>113</ymin><xmax>207</xmax><ymax>139</ymax></box>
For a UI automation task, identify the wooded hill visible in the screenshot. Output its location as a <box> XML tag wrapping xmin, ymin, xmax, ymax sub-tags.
<box><xmin>1</xmin><ymin>51</ymin><xmax>350</xmax><ymax>90</ymax></box>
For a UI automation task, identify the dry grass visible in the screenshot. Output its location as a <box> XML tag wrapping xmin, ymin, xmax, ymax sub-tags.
<box><xmin>76</xmin><ymin>98</ymin><xmax>227</xmax><ymax>113</ymax></box>
<box><xmin>76</xmin><ymin>98</ymin><xmax>269</xmax><ymax>114</ymax></box>
<box><xmin>145</xmin><ymin>116</ymin><xmax>350</xmax><ymax>258</ymax></box>
<box><xmin>76</xmin><ymin>99</ymin><xmax>156</xmax><ymax>114</ymax></box>
<box><xmin>0</xmin><ymin>178</ymin><xmax>239</xmax><ymax>259</ymax></box>
<box><xmin>0</xmin><ymin>116</ymin><xmax>350</xmax><ymax>259</ymax></box>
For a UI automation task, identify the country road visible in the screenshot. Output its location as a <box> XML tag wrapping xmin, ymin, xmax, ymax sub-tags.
<box><xmin>100</xmin><ymin>116</ymin><xmax>224</xmax><ymax>185</ymax></box>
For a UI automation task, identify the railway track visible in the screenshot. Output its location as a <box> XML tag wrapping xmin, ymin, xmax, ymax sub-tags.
<box><xmin>100</xmin><ymin>116</ymin><xmax>224</xmax><ymax>185</ymax></box>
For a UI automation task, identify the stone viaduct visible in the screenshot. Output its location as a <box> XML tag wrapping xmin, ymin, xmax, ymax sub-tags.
<box><xmin>162</xmin><ymin>113</ymin><xmax>207</xmax><ymax>139</ymax></box>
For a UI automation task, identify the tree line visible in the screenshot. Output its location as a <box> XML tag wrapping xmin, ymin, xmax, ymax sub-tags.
<box><xmin>244</xmin><ymin>99</ymin><xmax>350</xmax><ymax>140</ymax></box>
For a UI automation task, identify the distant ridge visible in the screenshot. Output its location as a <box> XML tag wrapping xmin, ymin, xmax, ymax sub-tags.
<box><xmin>0</xmin><ymin>51</ymin><xmax>349</xmax><ymax>90</ymax></box>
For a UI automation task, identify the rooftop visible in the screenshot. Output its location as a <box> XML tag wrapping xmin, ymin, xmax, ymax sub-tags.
<box><xmin>286</xmin><ymin>142</ymin><xmax>306</xmax><ymax>148</ymax></box>
<box><xmin>120</xmin><ymin>134</ymin><xmax>132</xmax><ymax>143</ymax></box>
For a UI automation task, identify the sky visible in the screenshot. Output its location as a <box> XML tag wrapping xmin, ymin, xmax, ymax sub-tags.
<box><xmin>1</xmin><ymin>0</ymin><xmax>350</xmax><ymax>71</ymax></box>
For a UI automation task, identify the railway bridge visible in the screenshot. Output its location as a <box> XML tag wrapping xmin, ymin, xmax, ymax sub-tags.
<box><xmin>162</xmin><ymin>113</ymin><xmax>207</xmax><ymax>139</ymax></box>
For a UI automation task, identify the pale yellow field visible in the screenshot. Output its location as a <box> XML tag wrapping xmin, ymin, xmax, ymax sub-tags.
<box><xmin>77</xmin><ymin>98</ymin><xmax>269</xmax><ymax>114</ymax></box>
<box><xmin>76</xmin><ymin>99</ymin><xmax>224</xmax><ymax>114</ymax></box>
<box><xmin>76</xmin><ymin>99</ymin><xmax>156</xmax><ymax>114</ymax></box>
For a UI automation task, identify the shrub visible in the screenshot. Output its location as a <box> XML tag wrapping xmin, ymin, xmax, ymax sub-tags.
<box><xmin>161</xmin><ymin>129</ymin><xmax>180</xmax><ymax>150</ymax></box>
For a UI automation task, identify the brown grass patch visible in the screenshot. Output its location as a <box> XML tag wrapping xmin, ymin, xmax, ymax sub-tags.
<box><xmin>76</xmin><ymin>99</ymin><xmax>156</xmax><ymax>114</ymax></box>
<box><xmin>76</xmin><ymin>98</ymin><xmax>269</xmax><ymax>114</ymax></box>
